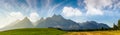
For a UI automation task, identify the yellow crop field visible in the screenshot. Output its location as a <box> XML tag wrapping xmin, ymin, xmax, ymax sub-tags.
<box><xmin>64</xmin><ymin>30</ymin><xmax>120</xmax><ymax>35</ymax></box>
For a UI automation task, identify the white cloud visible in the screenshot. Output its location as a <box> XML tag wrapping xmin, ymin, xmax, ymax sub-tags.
<box><xmin>84</xmin><ymin>0</ymin><xmax>112</xmax><ymax>9</ymax></box>
<box><xmin>113</xmin><ymin>0</ymin><xmax>120</xmax><ymax>9</ymax></box>
<box><xmin>86</xmin><ymin>7</ymin><xmax>103</xmax><ymax>16</ymax></box>
<box><xmin>62</xmin><ymin>7</ymin><xmax>82</xmax><ymax>17</ymax></box>
<box><xmin>117</xmin><ymin>3</ymin><xmax>120</xmax><ymax>8</ymax></box>
<box><xmin>29</xmin><ymin>12</ymin><xmax>40</xmax><ymax>22</ymax></box>
<box><xmin>84</xmin><ymin>0</ymin><xmax>112</xmax><ymax>16</ymax></box>
<box><xmin>10</xmin><ymin>12</ymin><xmax>25</xmax><ymax>20</ymax></box>
<box><xmin>0</xmin><ymin>12</ymin><xmax>25</xmax><ymax>28</ymax></box>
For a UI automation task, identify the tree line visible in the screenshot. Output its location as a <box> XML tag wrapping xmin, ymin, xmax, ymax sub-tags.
<box><xmin>113</xmin><ymin>19</ymin><xmax>120</xmax><ymax>30</ymax></box>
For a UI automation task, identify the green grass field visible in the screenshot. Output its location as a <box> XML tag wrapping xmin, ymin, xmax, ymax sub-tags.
<box><xmin>0</xmin><ymin>28</ymin><xmax>120</xmax><ymax>35</ymax></box>
<box><xmin>0</xmin><ymin>28</ymin><xmax>66</xmax><ymax>35</ymax></box>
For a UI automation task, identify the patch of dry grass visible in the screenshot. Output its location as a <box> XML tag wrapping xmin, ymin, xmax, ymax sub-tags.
<box><xmin>64</xmin><ymin>30</ymin><xmax>120</xmax><ymax>35</ymax></box>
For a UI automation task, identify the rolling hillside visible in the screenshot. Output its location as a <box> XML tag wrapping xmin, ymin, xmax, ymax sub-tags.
<box><xmin>0</xmin><ymin>28</ymin><xmax>66</xmax><ymax>35</ymax></box>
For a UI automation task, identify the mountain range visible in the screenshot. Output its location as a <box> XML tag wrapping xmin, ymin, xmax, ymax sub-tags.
<box><xmin>2</xmin><ymin>15</ymin><xmax>110</xmax><ymax>30</ymax></box>
<box><xmin>2</xmin><ymin>17</ymin><xmax>34</xmax><ymax>30</ymax></box>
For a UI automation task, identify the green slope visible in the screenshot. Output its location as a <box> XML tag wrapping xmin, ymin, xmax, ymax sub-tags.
<box><xmin>0</xmin><ymin>28</ymin><xmax>66</xmax><ymax>35</ymax></box>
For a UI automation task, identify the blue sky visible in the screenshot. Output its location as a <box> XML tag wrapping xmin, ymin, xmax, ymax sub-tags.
<box><xmin>0</xmin><ymin>0</ymin><xmax>120</xmax><ymax>28</ymax></box>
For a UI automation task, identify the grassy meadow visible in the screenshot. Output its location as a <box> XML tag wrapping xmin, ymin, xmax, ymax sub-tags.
<box><xmin>0</xmin><ymin>28</ymin><xmax>120</xmax><ymax>35</ymax></box>
<box><xmin>0</xmin><ymin>28</ymin><xmax>66</xmax><ymax>35</ymax></box>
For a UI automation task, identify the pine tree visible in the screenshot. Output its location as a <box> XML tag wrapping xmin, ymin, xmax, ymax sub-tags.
<box><xmin>113</xmin><ymin>23</ymin><xmax>118</xmax><ymax>30</ymax></box>
<box><xmin>101</xmin><ymin>27</ymin><xmax>104</xmax><ymax>30</ymax></box>
<box><xmin>118</xmin><ymin>19</ymin><xmax>120</xmax><ymax>29</ymax></box>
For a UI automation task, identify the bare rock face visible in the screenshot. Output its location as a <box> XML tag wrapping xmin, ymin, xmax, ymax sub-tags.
<box><xmin>36</xmin><ymin>15</ymin><xmax>109</xmax><ymax>30</ymax></box>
